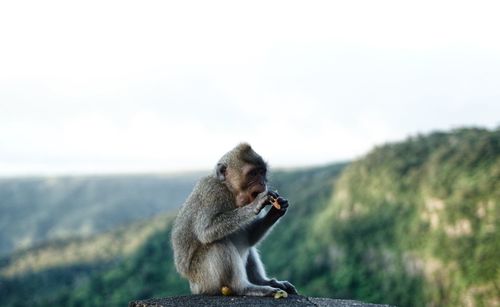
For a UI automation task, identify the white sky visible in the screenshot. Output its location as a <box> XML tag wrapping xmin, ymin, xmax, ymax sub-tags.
<box><xmin>0</xmin><ymin>0</ymin><xmax>499</xmax><ymax>176</ymax></box>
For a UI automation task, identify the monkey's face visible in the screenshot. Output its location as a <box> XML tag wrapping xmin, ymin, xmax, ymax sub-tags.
<box><xmin>227</xmin><ymin>163</ymin><xmax>267</xmax><ymax>207</ymax></box>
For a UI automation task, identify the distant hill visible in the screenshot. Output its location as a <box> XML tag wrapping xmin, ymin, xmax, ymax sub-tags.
<box><xmin>310</xmin><ymin>127</ymin><xmax>500</xmax><ymax>306</ymax></box>
<box><xmin>0</xmin><ymin>213</ymin><xmax>180</xmax><ymax>306</ymax></box>
<box><xmin>0</xmin><ymin>127</ymin><xmax>498</xmax><ymax>307</ymax></box>
<box><xmin>0</xmin><ymin>173</ymin><xmax>201</xmax><ymax>255</ymax></box>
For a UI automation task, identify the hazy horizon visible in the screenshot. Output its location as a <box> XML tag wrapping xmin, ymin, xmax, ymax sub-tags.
<box><xmin>1</xmin><ymin>1</ymin><xmax>499</xmax><ymax>177</ymax></box>
<box><xmin>0</xmin><ymin>126</ymin><xmax>496</xmax><ymax>178</ymax></box>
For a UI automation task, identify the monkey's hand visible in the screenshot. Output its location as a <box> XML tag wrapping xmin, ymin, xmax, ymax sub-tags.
<box><xmin>251</xmin><ymin>191</ymin><xmax>273</xmax><ymax>215</ymax></box>
<box><xmin>266</xmin><ymin>191</ymin><xmax>288</xmax><ymax>218</ymax></box>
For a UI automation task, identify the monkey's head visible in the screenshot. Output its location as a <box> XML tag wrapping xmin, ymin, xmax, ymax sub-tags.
<box><xmin>216</xmin><ymin>143</ymin><xmax>268</xmax><ymax>207</ymax></box>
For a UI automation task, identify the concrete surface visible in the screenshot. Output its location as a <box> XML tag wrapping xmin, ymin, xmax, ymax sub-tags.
<box><xmin>129</xmin><ymin>295</ymin><xmax>396</xmax><ymax>307</ymax></box>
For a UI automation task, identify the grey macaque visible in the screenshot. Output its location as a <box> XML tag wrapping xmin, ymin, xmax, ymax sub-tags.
<box><xmin>171</xmin><ymin>143</ymin><xmax>297</xmax><ymax>297</ymax></box>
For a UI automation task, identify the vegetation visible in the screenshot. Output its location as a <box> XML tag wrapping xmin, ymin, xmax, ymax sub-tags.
<box><xmin>312</xmin><ymin>127</ymin><xmax>500</xmax><ymax>306</ymax></box>
<box><xmin>0</xmin><ymin>214</ymin><xmax>175</xmax><ymax>306</ymax></box>
<box><xmin>0</xmin><ymin>127</ymin><xmax>498</xmax><ymax>306</ymax></box>
<box><xmin>0</xmin><ymin>173</ymin><xmax>200</xmax><ymax>256</ymax></box>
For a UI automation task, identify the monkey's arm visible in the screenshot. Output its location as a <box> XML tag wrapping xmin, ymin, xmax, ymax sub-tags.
<box><xmin>245</xmin><ymin>213</ymin><xmax>279</xmax><ymax>246</ymax></box>
<box><xmin>246</xmin><ymin>196</ymin><xmax>288</xmax><ymax>246</ymax></box>
<box><xmin>194</xmin><ymin>206</ymin><xmax>257</xmax><ymax>244</ymax></box>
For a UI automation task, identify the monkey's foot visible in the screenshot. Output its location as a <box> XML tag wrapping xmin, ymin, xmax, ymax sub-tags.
<box><xmin>273</xmin><ymin>290</ymin><xmax>288</xmax><ymax>299</ymax></box>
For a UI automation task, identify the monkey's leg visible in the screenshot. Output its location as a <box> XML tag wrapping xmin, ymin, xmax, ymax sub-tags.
<box><xmin>246</xmin><ymin>247</ymin><xmax>298</xmax><ymax>294</ymax></box>
<box><xmin>189</xmin><ymin>240</ymin><xmax>282</xmax><ymax>297</ymax></box>
<box><xmin>246</xmin><ymin>247</ymin><xmax>269</xmax><ymax>285</ymax></box>
<box><xmin>189</xmin><ymin>241</ymin><xmax>241</xmax><ymax>295</ymax></box>
<box><xmin>220</xmin><ymin>245</ymin><xmax>281</xmax><ymax>297</ymax></box>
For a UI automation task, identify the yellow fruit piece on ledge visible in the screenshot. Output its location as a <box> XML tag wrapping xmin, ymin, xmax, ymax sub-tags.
<box><xmin>221</xmin><ymin>286</ymin><xmax>232</xmax><ymax>296</ymax></box>
<box><xmin>274</xmin><ymin>290</ymin><xmax>288</xmax><ymax>299</ymax></box>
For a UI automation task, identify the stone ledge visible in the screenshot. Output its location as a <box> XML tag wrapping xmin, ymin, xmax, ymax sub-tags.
<box><xmin>129</xmin><ymin>295</ymin><xmax>396</xmax><ymax>307</ymax></box>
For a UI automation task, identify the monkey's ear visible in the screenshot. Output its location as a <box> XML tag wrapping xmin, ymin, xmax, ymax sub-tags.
<box><xmin>216</xmin><ymin>163</ymin><xmax>227</xmax><ymax>181</ymax></box>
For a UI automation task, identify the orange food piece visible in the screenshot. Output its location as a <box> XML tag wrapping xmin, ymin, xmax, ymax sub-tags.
<box><xmin>269</xmin><ymin>196</ymin><xmax>281</xmax><ymax>209</ymax></box>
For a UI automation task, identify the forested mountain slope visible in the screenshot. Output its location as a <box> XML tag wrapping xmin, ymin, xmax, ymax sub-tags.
<box><xmin>0</xmin><ymin>214</ymin><xmax>176</xmax><ymax>306</ymax></box>
<box><xmin>312</xmin><ymin>127</ymin><xmax>499</xmax><ymax>306</ymax></box>
<box><xmin>0</xmin><ymin>173</ymin><xmax>200</xmax><ymax>255</ymax></box>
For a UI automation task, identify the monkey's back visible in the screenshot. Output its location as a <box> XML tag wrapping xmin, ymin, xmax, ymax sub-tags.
<box><xmin>171</xmin><ymin>183</ymin><xmax>201</xmax><ymax>278</ymax></box>
<box><xmin>171</xmin><ymin>175</ymin><xmax>233</xmax><ymax>278</ymax></box>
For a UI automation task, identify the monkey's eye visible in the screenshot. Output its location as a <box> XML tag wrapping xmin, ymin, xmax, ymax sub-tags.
<box><xmin>248</xmin><ymin>169</ymin><xmax>258</xmax><ymax>177</ymax></box>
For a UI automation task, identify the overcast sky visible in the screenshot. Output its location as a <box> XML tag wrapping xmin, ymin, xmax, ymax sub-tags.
<box><xmin>0</xmin><ymin>0</ymin><xmax>499</xmax><ymax>176</ymax></box>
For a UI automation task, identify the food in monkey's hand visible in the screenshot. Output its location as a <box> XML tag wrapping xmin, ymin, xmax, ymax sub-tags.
<box><xmin>269</xmin><ymin>196</ymin><xmax>281</xmax><ymax>209</ymax></box>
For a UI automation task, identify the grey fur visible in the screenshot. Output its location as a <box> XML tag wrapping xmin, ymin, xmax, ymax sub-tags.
<box><xmin>171</xmin><ymin>143</ymin><xmax>297</xmax><ymax>296</ymax></box>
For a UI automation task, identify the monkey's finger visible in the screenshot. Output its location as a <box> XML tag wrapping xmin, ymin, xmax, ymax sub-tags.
<box><xmin>277</xmin><ymin>197</ymin><xmax>289</xmax><ymax>209</ymax></box>
<box><xmin>264</xmin><ymin>196</ymin><xmax>275</xmax><ymax>207</ymax></box>
<box><xmin>267</xmin><ymin>190</ymin><xmax>279</xmax><ymax>198</ymax></box>
<box><xmin>254</xmin><ymin>204</ymin><xmax>264</xmax><ymax>214</ymax></box>
<box><xmin>283</xmin><ymin>282</ymin><xmax>298</xmax><ymax>294</ymax></box>
<box><xmin>267</xmin><ymin>197</ymin><xmax>279</xmax><ymax>210</ymax></box>
<box><xmin>258</xmin><ymin>192</ymin><xmax>272</xmax><ymax>206</ymax></box>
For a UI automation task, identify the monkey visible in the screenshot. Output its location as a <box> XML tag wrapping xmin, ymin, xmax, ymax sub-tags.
<box><xmin>171</xmin><ymin>143</ymin><xmax>297</xmax><ymax>297</ymax></box>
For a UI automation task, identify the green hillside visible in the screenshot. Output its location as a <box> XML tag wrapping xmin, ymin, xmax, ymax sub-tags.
<box><xmin>0</xmin><ymin>214</ymin><xmax>176</xmax><ymax>306</ymax></box>
<box><xmin>0</xmin><ymin>173</ymin><xmax>200</xmax><ymax>256</ymax></box>
<box><xmin>0</xmin><ymin>127</ymin><xmax>498</xmax><ymax>307</ymax></box>
<box><xmin>312</xmin><ymin>127</ymin><xmax>500</xmax><ymax>306</ymax></box>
